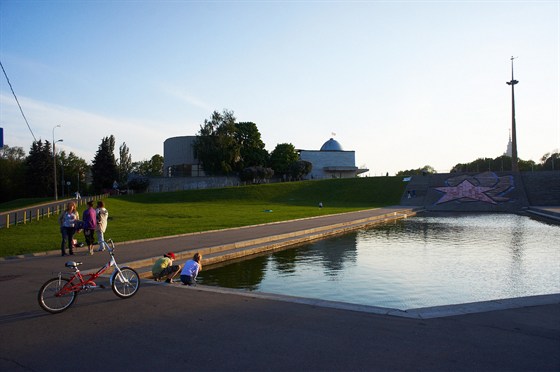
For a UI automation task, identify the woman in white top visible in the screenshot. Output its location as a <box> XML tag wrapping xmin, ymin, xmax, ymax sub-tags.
<box><xmin>180</xmin><ymin>253</ymin><xmax>202</xmax><ymax>286</ymax></box>
<box><xmin>95</xmin><ymin>201</ymin><xmax>109</xmax><ymax>251</ymax></box>
<box><xmin>58</xmin><ymin>201</ymin><xmax>79</xmax><ymax>256</ymax></box>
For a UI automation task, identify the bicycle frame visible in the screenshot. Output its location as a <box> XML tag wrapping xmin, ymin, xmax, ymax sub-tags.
<box><xmin>55</xmin><ymin>239</ymin><xmax>127</xmax><ymax>296</ymax></box>
<box><xmin>39</xmin><ymin>239</ymin><xmax>140</xmax><ymax>313</ymax></box>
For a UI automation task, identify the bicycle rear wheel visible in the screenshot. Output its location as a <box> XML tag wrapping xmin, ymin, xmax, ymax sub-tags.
<box><xmin>111</xmin><ymin>267</ymin><xmax>140</xmax><ymax>299</ymax></box>
<box><xmin>38</xmin><ymin>277</ymin><xmax>77</xmax><ymax>314</ymax></box>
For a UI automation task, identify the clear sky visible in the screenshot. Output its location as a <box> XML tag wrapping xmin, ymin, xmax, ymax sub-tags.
<box><xmin>1</xmin><ymin>0</ymin><xmax>558</xmax><ymax>175</ymax></box>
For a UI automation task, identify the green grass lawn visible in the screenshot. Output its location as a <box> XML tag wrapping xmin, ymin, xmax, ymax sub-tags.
<box><xmin>0</xmin><ymin>177</ymin><xmax>405</xmax><ymax>257</ymax></box>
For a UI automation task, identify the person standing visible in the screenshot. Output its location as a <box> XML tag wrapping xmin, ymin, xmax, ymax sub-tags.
<box><xmin>58</xmin><ymin>202</ymin><xmax>79</xmax><ymax>256</ymax></box>
<box><xmin>180</xmin><ymin>253</ymin><xmax>202</xmax><ymax>286</ymax></box>
<box><xmin>96</xmin><ymin>201</ymin><xmax>109</xmax><ymax>251</ymax></box>
<box><xmin>152</xmin><ymin>252</ymin><xmax>182</xmax><ymax>283</ymax></box>
<box><xmin>82</xmin><ymin>201</ymin><xmax>97</xmax><ymax>255</ymax></box>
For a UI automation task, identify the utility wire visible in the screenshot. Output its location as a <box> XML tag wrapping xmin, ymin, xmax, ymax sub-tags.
<box><xmin>0</xmin><ymin>59</ymin><xmax>37</xmax><ymax>142</ymax></box>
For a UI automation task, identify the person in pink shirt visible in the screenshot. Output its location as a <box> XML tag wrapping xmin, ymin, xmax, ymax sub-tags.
<box><xmin>82</xmin><ymin>201</ymin><xmax>97</xmax><ymax>255</ymax></box>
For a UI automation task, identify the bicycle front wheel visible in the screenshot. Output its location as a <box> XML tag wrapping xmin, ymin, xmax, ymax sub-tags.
<box><xmin>111</xmin><ymin>267</ymin><xmax>140</xmax><ymax>299</ymax></box>
<box><xmin>38</xmin><ymin>277</ymin><xmax>77</xmax><ymax>314</ymax></box>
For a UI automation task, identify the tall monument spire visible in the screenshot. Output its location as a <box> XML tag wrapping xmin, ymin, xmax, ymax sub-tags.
<box><xmin>504</xmin><ymin>129</ymin><xmax>513</xmax><ymax>157</ymax></box>
<box><xmin>506</xmin><ymin>56</ymin><xmax>519</xmax><ymax>172</ymax></box>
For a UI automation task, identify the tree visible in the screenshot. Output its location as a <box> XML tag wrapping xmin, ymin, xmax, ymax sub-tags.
<box><xmin>450</xmin><ymin>156</ymin><xmax>541</xmax><ymax>173</ymax></box>
<box><xmin>127</xmin><ymin>176</ymin><xmax>150</xmax><ymax>192</ymax></box>
<box><xmin>0</xmin><ymin>145</ymin><xmax>26</xmax><ymax>202</ymax></box>
<box><xmin>91</xmin><ymin>135</ymin><xmax>118</xmax><ymax>192</ymax></box>
<box><xmin>132</xmin><ymin>154</ymin><xmax>164</xmax><ymax>177</ymax></box>
<box><xmin>290</xmin><ymin>160</ymin><xmax>312</xmax><ymax>180</ymax></box>
<box><xmin>58</xmin><ymin>151</ymin><xmax>90</xmax><ymax>196</ymax></box>
<box><xmin>541</xmin><ymin>152</ymin><xmax>560</xmax><ymax>171</ymax></box>
<box><xmin>0</xmin><ymin>144</ymin><xmax>25</xmax><ymax>161</ymax></box>
<box><xmin>193</xmin><ymin>110</ymin><xmax>240</xmax><ymax>175</ymax></box>
<box><xmin>269</xmin><ymin>143</ymin><xmax>298</xmax><ymax>178</ymax></box>
<box><xmin>240</xmin><ymin>166</ymin><xmax>274</xmax><ymax>184</ymax></box>
<box><xmin>235</xmin><ymin>122</ymin><xmax>269</xmax><ymax>170</ymax></box>
<box><xmin>25</xmin><ymin>140</ymin><xmax>54</xmax><ymax>197</ymax></box>
<box><xmin>117</xmin><ymin>142</ymin><xmax>133</xmax><ymax>186</ymax></box>
<box><xmin>396</xmin><ymin>165</ymin><xmax>436</xmax><ymax>177</ymax></box>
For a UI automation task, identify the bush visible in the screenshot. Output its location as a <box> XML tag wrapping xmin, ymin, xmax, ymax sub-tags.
<box><xmin>240</xmin><ymin>166</ymin><xmax>274</xmax><ymax>184</ymax></box>
<box><xmin>127</xmin><ymin>177</ymin><xmax>150</xmax><ymax>193</ymax></box>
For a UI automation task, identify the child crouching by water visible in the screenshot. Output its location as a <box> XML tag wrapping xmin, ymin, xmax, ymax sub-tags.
<box><xmin>152</xmin><ymin>252</ymin><xmax>181</xmax><ymax>283</ymax></box>
<box><xmin>180</xmin><ymin>253</ymin><xmax>202</xmax><ymax>286</ymax></box>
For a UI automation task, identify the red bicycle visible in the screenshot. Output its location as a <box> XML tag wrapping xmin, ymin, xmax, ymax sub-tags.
<box><xmin>38</xmin><ymin>239</ymin><xmax>140</xmax><ymax>314</ymax></box>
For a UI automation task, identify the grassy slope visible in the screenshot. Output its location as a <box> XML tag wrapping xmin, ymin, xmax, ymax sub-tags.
<box><xmin>0</xmin><ymin>198</ymin><xmax>53</xmax><ymax>212</ymax></box>
<box><xmin>0</xmin><ymin>177</ymin><xmax>405</xmax><ymax>256</ymax></box>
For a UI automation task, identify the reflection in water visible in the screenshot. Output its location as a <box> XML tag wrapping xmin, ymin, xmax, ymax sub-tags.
<box><xmin>201</xmin><ymin>255</ymin><xmax>268</xmax><ymax>290</ymax></box>
<box><xmin>199</xmin><ymin>214</ymin><xmax>560</xmax><ymax>310</ymax></box>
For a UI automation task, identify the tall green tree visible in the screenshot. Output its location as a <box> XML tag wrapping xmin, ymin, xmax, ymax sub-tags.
<box><xmin>91</xmin><ymin>135</ymin><xmax>118</xmax><ymax>192</ymax></box>
<box><xmin>269</xmin><ymin>143</ymin><xmax>298</xmax><ymax>178</ymax></box>
<box><xmin>118</xmin><ymin>142</ymin><xmax>133</xmax><ymax>185</ymax></box>
<box><xmin>0</xmin><ymin>145</ymin><xmax>26</xmax><ymax>202</ymax></box>
<box><xmin>193</xmin><ymin>110</ymin><xmax>240</xmax><ymax>175</ymax></box>
<box><xmin>132</xmin><ymin>154</ymin><xmax>164</xmax><ymax>177</ymax></box>
<box><xmin>25</xmin><ymin>140</ymin><xmax>54</xmax><ymax>197</ymax></box>
<box><xmin>58</xmin><ymin>151</ymin><xmax>90</xmax><ymax>196</ymax></box>
<box><xmin>235</xmin><ymin>122</ymin><xmax>269</xmax><ymax>170</ymax></box>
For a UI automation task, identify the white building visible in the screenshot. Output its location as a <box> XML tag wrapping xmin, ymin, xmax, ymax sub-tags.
<box><xmin>298</xmin><ymin>138</ymin><xmax>368</xmax><ymax>180</ymax></box>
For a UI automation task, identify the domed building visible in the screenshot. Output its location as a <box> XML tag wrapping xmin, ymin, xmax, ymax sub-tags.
<box><xmin>298</xmin><ymin>138</ymin><xmax>368</xmax><ymax>179</ymax></box>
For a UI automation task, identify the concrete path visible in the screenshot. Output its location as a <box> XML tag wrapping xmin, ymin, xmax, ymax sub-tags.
<box><xmin>0</xmin><ymin>206</ymin><xmax>559</xmax><ymax>371</ymax></box>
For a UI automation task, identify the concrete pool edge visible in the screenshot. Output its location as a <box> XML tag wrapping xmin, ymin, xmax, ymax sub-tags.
<box><xmin>163</xmin><ymin>283</ymin><xmax>560</xmax><ymax>319</ymax></box>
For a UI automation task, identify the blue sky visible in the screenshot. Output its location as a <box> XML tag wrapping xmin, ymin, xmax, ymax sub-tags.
<box><xmin>1</xmin><ymin>1</ymin><xmax>558</xmax><ymax>175</ymax></box>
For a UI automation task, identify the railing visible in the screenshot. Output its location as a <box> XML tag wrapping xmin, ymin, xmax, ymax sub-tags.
<box><xmin>0</xmin><ymin>194</ymin><xmax>110</xmax><ymax>229</ymax></box>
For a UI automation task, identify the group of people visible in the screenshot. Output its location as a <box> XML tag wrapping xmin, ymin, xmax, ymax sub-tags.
<box><xmin>59</xmin><ymin>199</ymin><xmax>203</xmax><ymax>285</ymax></box>
<box><xmin>58</xmin><ymin>200</ymin><xmax>108</xmax><ymax>256</ymax></box>
<box><xmin>151</xmin><ymin>252</ymin><xmax>202</xmax><ymax>286</ymax></box>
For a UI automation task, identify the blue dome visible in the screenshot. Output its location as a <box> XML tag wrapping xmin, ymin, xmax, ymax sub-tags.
<box><xmin>320</xmin><ymin>138</ymin><xmax>343</xmax><ymax>151</ymax></box>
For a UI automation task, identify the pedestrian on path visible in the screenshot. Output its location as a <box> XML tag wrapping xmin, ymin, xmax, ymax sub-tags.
<box><xmin>180</xmin><ymin>253</ymin><xmax>202</xmax><ymax>286</ymax></box>
<box><xmin>152</xmin><ymin>252</ymin><xmax>181</xmax><ymax>283</ymax></box>
<box><xmin>82</xmin><ymin>201</ymin><xmax>97</xmax><ymax>255</ymax></box>
<box><xmin>96</xmin><ymin>201</ymin><xmax>109</xmax><ymax>251</ymax></box>
<box><xmin>58</xmin><ymin>201</ymin><xmax>79</xmax><ymax>256</ymax></box>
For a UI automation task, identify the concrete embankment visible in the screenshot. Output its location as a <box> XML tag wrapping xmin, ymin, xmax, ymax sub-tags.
<box><xmin>118</xmin><ymin>206</ymin><xmax>421</xmax><ymax>278</ymax></box>
<box><xmin>525</xmin><ymin>206</ymin><xmax>560</xmax><ymax>223</ymax></box>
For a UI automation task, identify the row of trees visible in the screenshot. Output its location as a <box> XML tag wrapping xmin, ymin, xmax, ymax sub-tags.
<box><xmin>193</xmin><ymin>110</ymin><xmax>312</xmax><ymax>182</ymax></box>
<box><xmin>451</xmin><ymin>153</ymin><xmax>559</xmax><ymax>173</ymax></box>
<box><xmin>394</xmin><ymin>153</ymin><xmax>559</xmax><ymax>177</ymax></box>
<box><xmin>0</xmin><ymin>136</ymin><xmax>164</xmax><ymax>202</ymax></box>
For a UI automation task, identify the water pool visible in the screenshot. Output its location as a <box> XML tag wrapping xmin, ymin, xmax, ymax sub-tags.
<box><xmin>199</xmin><ymin>214</ymin><xmax>560</xmax><ymax>310</ymax></box>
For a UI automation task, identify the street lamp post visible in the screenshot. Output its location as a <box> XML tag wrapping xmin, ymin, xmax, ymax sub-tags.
<box><xmin>52</xmin><ymin>125</ymin><xmax>63</xmax><ymax>200</ymax></box>
<box><xmin>506</xmin><ymin>56</ymin><xmax>519</xmax><ymax>172</ymax></box>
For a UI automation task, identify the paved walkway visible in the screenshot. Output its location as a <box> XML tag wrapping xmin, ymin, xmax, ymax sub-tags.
<box><xmin>3</xmin><ymin>205</ymin><xmax>559</xmax><ymax>319</ymax></box>
<box><xmin>0</xmin><ymin>206</ymin><xmax>559</xmax><ymax>371</ymax></box>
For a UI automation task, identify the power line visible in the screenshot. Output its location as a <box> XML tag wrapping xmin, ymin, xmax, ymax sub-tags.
<box><xmin>0</xmin><ymin>59</ymin><xmax>37</xmax><ymax>142</ymax></box>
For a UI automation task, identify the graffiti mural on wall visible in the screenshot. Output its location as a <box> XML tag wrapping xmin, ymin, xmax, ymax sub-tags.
<box><xmin>435</xmin><ymin>171</ymin><xmax>515</xmax><ymax>205</ymax></box>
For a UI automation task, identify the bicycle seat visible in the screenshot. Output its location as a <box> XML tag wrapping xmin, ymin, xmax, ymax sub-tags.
<box><xmin>65</xmin><ymin>261</ymin><xmax>82</xmax><ymax>268</ymax></box>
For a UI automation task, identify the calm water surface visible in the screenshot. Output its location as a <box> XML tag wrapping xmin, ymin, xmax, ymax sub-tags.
<box><xmin>199</xmin><ymin>214</ymin><xmax>560</xmax><ymax>310</ymax></box>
